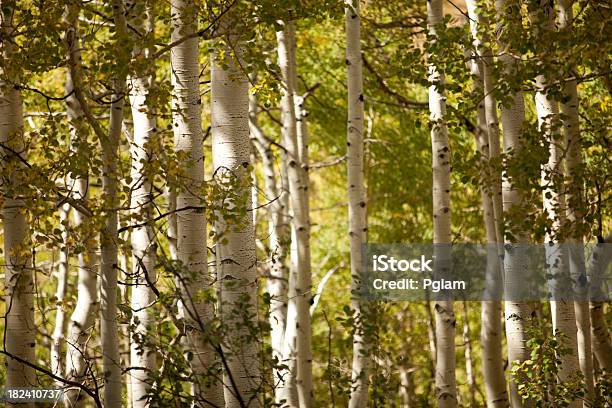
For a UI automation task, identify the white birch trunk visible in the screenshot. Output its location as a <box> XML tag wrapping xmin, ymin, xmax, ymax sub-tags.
<box><xmin>211</xmin><ymin>29</ymin><xmax>262</xmax><ymax>408</ymax></box>
<box><xmin>251</xmin><ymin>153</ymin><xmax>259</xmax><ymax>226</ymax></box>
<box><xmin>531</xmin><ymin>2</ymin><xmax>580</xmax><ymax>397</ymax></box>
<box><xmin>495</xmin><ymin>1</ymin><xmax>534</xmax><ymax>405</ymax></box>
<box><xmin>1</xmin><ymin>6</ymin><xmax>35</xmax><ymax>404</ymax></box>
<box><xmin>98</xmin><ymin>3</ymin><xmax>128</xmax><ymax>406</ymax></box>
<box><xmin>250</xmin><ymin>94</ymin><xmax>289</xmax><ymax>405</ymax></box>
<box><xmin>477</xmin><ymin>167</ymin><xmax>508</xmax><ymax>408</ymax></box>
<box><xmin>345</xmin><ymin>1</ymin><xmax>369</xmax><ymax>407</ymax></box>
<box><xmin>166</xmin><ymin>188</ymin><xmax>178</xmax><ymax>260</ymax></box>
<box><xmin>537</xmin><ymin>91</ymin><xmax>581</xmax><ymax>392</ymax></box>
<box><xmin>464</xmin><ymin>5</ymin><xmax>509</xmax><ymax>402</ymax></box>
<box><xmin>277</xmin><ymin>19</ymin><xmax>313</xmax><ymax>408</ymax></box>
<box><xmin>118</xmin><ymin>233</ymin><xmax>133</xmax><ymax>408</ymax></box>
<box><xmin>427</xmin><ymin>1</ymin><xmax>457</xmax><ymax>406</ymax></box>
<box><xmin>462</xmin><ymin>302</ymin><xmax>477</xmax><ymax>408</ymax></box>
<box><xmin>500</xmin><ymin>104</ymin><xmax>532</xmax><ymax>408</ymax></box>
<box><xmin>291</xmin><ymin>31</ymin><xmax>314</xmax><ymax>408</ymax></box>
<box><xmin>170</xmin><ymin>1</ymin><xmax>222</xmax><ymax>405</ymax></box>
<box><xmin>425</xmin><ymin>301</ymin><xmax>437</xmax><ymax>370</ymax></box>
<box><xmin>557</xmin><ymin>0</ymin><xmax>595</xmax><ymax>401</ymax></box>
<box><xmin>52</xmin><ymin>203</ymin><xmax>71</xmax><ymax>384</ymax></box>
<box><xmin>127</xmin><ymin>3</ymin><xmax>157</xmax><ymax>406</ymax></box>
<box><xmin>588</xmin><ymin>235</ymin><xmax>612</xmax><ymax>372</ymax></box>
<box><xmin>399</xmin><ymin>365</ymin><xmax>416</xmax><ymax>408</ymax></box>
<box><xmin>468</xmin><ymin>53</ymin><xmax>509</xmax><ymax>408</ymax></box>
<box><xmin>63</xmin><ymin>9</ymin><xmax>99</xmax><ymax>402</ymax></box>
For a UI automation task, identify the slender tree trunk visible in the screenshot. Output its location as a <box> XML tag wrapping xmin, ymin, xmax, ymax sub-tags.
<box><xmin>277</xmin><ymin>18</ymin><xmax>313</xmax><ymax>407</ymax></box>
<box><xmin>424</xmin><ymin>299</ymin><xmax>438</xmax><ymax>399</ymax></box>
<box><xmin>63</xmin><ymin>8</ymin><xmax>99</xmax><ymax>404</ymax></box>
<box><xmin>1</xmin><ymin>5</ymin><xmax>35</xmax><ymax>406</ymax></box>
<box><xmin>211</xmin><ymin>22</ymin><xmax>262</xmax><ymax>408</ymax></box>
<box><xmin>464</xmin><ymin>5</ymin><xmax>509</xmax><ymax>403</ymax></box>
<box><xmin>166</xmin><ymin>187</ymin><xmax>178</xmax><ymax>260</ymax></box>
<box><xmin>557</xmin><ymin>0</ymin><xmax>595</xmax><ymax>401</ymax></box>
<box><xmin>399</xmin><ymin>365</ymin><xmax>416</xmax><ymax>408</ymax></box>
<box><xmin>97</xmin><ymin>2</ymin><xmax>130</xmax><ymax>406</ymax></box>
<box><xmin>530</xmin><ymin>2</ymin><xmax>580</xmax><ymax>398</ymax></box>
<box><xmin>250</xmin><ymin>92</ymin><xmax>289</xmax><ymax>405</ymax></box>
<box><xmin>127</xmin><ymin>2</ymin><xmax>157</xmax><ymax>406</ymax></box>
<box><xmin>425</xmin><ymin>300</ymin><xmax>437</xmax><ymax>367</ymax></box>
<box><xmin>472</xmin><ymin>13</ymin><xmax>509</xmax><ymax>405</ymax></box>
<box><xmin>427</xmin><ymin>1</ymin><xmax>457</xmax><ymax>406</ymax></box>
<box><xmin>589</xmin><ymin>234</ymin><xmax>612</xmax><ymax>372</ymax></box>
<box><xmin>538</xmin><ymin>105</ymin><xmax>581</xmax><ymax>389</ymax></box>
<box><xmin>52</xmin><ymin>204</ymin><xmax>71</xmax><ymax>384</ymax></box>
<box><xmin>251</xmin><ymin>152</ymin><xmax>259</xmax><ymax>226</ymax></box>
<box><xmin>170</xmin><ymin>1</ymin><xmax>222</xmax><ymax>405</ymax></box>
<box><xmin>345</xmin><ymin>1</ymin><xmax>369</xmax><ymax>407</ymax></box>
<box><xmin>495</xmin><ymin>1</ymin><xmax>534</xmax><ymax>406</ymax></box>
<box><xmin>478</xmin><ymin>176</ymin><xmax>508</xmax><ymax>408</ymax></box>
<box><xmin>118</xmin><ymin>233</ymin><xmax>133</xmax><ymax>408</ymax></box>
<box><xmin>462</xmin><ymin>302</ymin><xmax>477</xmax><ymax>407</ymax></box>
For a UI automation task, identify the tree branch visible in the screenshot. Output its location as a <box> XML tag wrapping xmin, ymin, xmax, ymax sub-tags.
<box><xmin>362</xmin><ymin>55</ymin><xmax>428</xmax><ymax>109</ymax></box>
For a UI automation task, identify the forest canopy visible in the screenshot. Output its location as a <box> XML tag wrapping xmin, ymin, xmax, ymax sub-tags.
<box><xmin>0</xmin><ymin>0</ymin><xmax>611</xmax><ymax>407</ymax></box>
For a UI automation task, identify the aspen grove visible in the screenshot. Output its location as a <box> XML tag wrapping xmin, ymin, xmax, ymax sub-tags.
<box><xmin>1</xmin><ymin>0</ymin><xmax>611</xmax><ymax>407</ymax></box>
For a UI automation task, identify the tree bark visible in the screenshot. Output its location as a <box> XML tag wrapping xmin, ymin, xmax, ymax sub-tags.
<box><xmin>557</xmin><ymin>0</ymin><xmax>595</xmax><ymax>401</ymax></box>
<box><xmin>462</xmin><ymin>302</ymin><xmax>477</xmax><ymax>408</ymax></box>
<box><xmin>277</xmin><ymin>18</ymin><xmax>313</xmax><ymax>407</ymax></box>
<box><xmin>63</xmin><ymin>6</ymin><xmax>99</xmax><ymax>405</ymax></box>
<box><xmin>118</xmin><ymin>234</ymin><xmax>133</xmax><ymax>408</ymax></box>
<box><xmin>97</xmin><ymin>2</ymin><xmax>130</xmax><ymax>406</ymax></box>
<box><xmin>427</xmin><ymin>1</ymin><xmax>457</xmax><ymax>406</ymax></box>
<box><xmin>589</xmin><ymin>234</ymin><xmax>612</xmax><ymax>372</ymax></box>
<box><xmin>464</xmin><ymin>4</ymin><xmax>509</xmax><ymax>404</ymax></box>
<box><xmin>1</xmin><ymin>4</ymin><xmax>35</xmax><ymax>406</ymax></box>
<box><xmin>399</xmin><ymin>365</ymin><xmax>416</xmax><ymax>408</ymax></box>
<box><xmin>211</xmin><ymin>21</ymin><xmax>262</xmax><ymax>407</ymax></box>
<box><xmin>345</xmin><ymin>1</ymin><xmax>369</xmax><ymax>407</ymax></box>
<box><xmin>170</xmin><ymin>1</ymin><xmax>222</xmax><ymax>405</ymax></box>
<box><xmin>250</xmin><ymin>92</ymin><xmax>290</xmax><ymax>406</ymax></box>
<box><xmin>127</xmin><ymin>2</ymin><xmax>157</xmax><ymax>406</ymax></box>
<box><xmin>426</xmin><ymin>300</ymin><xmax>437</xmax><ymax>369</ymax></box>
<box><xmin>495</xmin><ymin>0</ymin><xmax>534</xmax><ymax>405</ymax></box>
<box><xmin>52</xmin><ymin>204</ymin><xmax>71</xmax><ymax>384</ymax></box>
<box><xmin>530</xmin><ymin>2</ymin><xmax>580</xmax><ymax>399</ymax></box>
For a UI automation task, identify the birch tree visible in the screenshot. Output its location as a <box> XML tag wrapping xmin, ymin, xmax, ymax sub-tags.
<box><xmin>495</xmin><ymin>0</ymin><xmax>534</xmax><ymax>404</ymax></box>
<box><xmin>170</xmin><ymin>0</ymin><xmax>222</xmax><ymax>405</ymax></box>
<box><xmin>250</xmin><ymin>91</ymin><xmax>289</xmax><ymax>404</ymax></box>
<box><xmin>51</xmin><ymin>204</ymin><xmax>70</xmax><ymax>384</ymax></box>
<box><xmin>465</xmin><ymin>1</ymin><xmax>508</xmax><ymax>405</ymax></box>
<box><xmin>277</xmin><ymin>16</ymin><xmax>313</xmax><ymax>407</ymax></box>
<box><xmin>96</xmin><ymin>1</ymin><xmax>130</xmax><ymax>405</ymax></box>
<box><xmin>462</xmin><ymin>303</ymin><xmax>477</xmax><ymax>407</ymax></box>
<box><xmin>427</xmin><ymin>1</ymin><xmax>456</xmax><ymax>406</ymax></box>
<box><xmin>1</xmin><ymin>2</ymin><xmax>36</xmax><ymax>403</ymax></box>
<box><xmin>529</xmin><ymin>1</ymin><xmax>580</xmax><ymax>395</ymax></box>
<box><xmin>557</xmin><ymin>0</ymin><xmax>595</xmax><ymax>399</ymax></box>
<box><xmin>63</xmin><ymin>6</ymin><xmax>99</xmax><ymax>405</ymax></box>
<box><xmin>211</xmin><ymin>14</ymin><xmax>262</xmax><ymax>407</ymax></box>
<box><xmin>127</xmin><ymin>2</ymin><xmax>157</xmax><ymax>406</ymax></box>
<box><xmin>345</xmin><ymin>1</ymin><xmax>369</xmax><ymax>407</ymax></box>
<box><xmin>589</xmin><ymin>234</ymin><xmax>612</xmax><ymax>372</ymax></box>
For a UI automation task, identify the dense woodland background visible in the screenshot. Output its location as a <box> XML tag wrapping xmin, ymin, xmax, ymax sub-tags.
<box><xmin>0</xmin><ymin>0</ymin><xmax>611</xmax><ymax>407</ymax></box>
